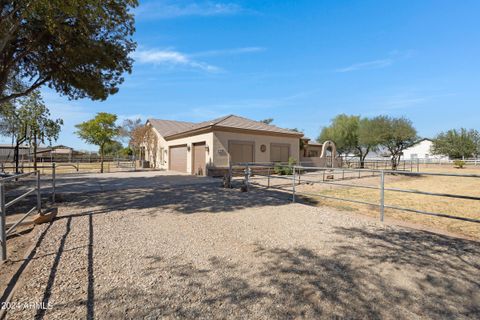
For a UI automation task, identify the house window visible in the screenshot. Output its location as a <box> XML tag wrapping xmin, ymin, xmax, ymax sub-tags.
<box><xmin>228</xmin><ymin>141</ymin><xmax>254</xmax><ymax>164</ymax></box>
<box><xmin>308</xmin><ymin>150</ymin><xmax>319</xmax><ymax>157</ymax></box>
<box><xmin>270</xmin><ymin>143</ymin><xmax>290</xmax><ymax>162</ymax></box>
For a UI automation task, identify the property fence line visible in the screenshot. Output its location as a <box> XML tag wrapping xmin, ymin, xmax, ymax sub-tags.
<box><xmin>343</xmin><ymin>158</ymin><xmax>480</xmax><ymax>169</ymax></box>
<box><xmin>0</xmin><ymin>160</ymin><xmax>137</xmax><ymax>175</ymax></box>
<box><xmin>233</xmin><ymin>163</ymin><xmax>480</xmax><ymax>226</ymax></box>
<box><xmin>0</xmin><ymin>170</ymin><xmax>53</xmax><ymax>261</ymax></box>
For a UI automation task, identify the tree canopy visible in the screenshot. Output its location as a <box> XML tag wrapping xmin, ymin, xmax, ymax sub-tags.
<box><xmin>369</xmin><ymin>116</ymin><xmax>417</xmax><ymax>169</ymax></box>
<box><xmin>75</xmin><ymin>112</ymin><xmax>119</xmax><ymax>173</ymax></box>
<box><xmin>260</xmin><ymin>118</ymin><xmax>274</xmax><ymax>125</ymax></box>
<box><xmin>18</xmin><ymin>91</ymin><xmax>63</xmax><ymax>169</ymax></box>
<box><xmin>0</xmin><ymin>0</ymin><xmax>138</xmax><ymax>104</ymax></box>
<box><xmin>120</xmin><ymin>118</ymin><xmax>145</xmax><ymax>157</ymax></box>
<box><xmin>318</xmin><ymin>114</ymin><xmax>379</xmax><ymax>167</ymax></box>
<box><xmin>431</xmin><ymin>128</ymin><xmax>479</xmax><ymax>159</ymax></box>
<box><xmin>0</xmin><ymin>90</ymin><xmax>62</xmax><ymax>170</ymax></box>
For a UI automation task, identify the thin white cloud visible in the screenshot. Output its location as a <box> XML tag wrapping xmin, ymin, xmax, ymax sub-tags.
<box><xmin>132</xmin><ymin>46</ymin><xmax>265</xmax><ymax>72</ymax></box>
<box><xmin>136</xmin><ymin>1</ymin><xmax>243</xmax><ymax>20</ymax></box>
<box><xmin>335</xmin><ymin>59</ymin><xmax>393</xmax><ymax>73</ymax></box>
<box><xmin>335</xmin><ymin>50</ymin><xmax>414</xmax><ymax>73</ymax></box>
<box><xmin>191</xmin><ymin>47</ymin><xmax>266</xmax><ymax>57</ymax></box>
<box><xmin>383</xmin><ymin>93</ymin><xmax>455</xmax><ymax>110</ymax></box>
<box><xmin>132</xmin><ymin>49</ymin><xmax>221</xmax><ymax>72</ymax></box>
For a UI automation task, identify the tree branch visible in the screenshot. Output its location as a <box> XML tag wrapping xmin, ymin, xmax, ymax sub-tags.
<box><xmin>0</xmin><ymin>76</ymin><xmax>50</xmax><ymax>104</ymax></box>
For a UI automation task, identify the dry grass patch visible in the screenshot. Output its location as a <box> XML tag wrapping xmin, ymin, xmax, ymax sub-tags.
<box><xmin>294</xmin><ymin>168</ymin><xmax>480</xmax><ymax>240</ymax></box>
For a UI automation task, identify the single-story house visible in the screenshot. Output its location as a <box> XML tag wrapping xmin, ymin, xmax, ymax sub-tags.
<box><xmin>143</xmin><ymin>115</ymin><xmax>304</xmax><ymax>175</ymax></box>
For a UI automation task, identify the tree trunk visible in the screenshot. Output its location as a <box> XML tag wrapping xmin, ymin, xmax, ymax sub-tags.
<box><xmin>100</xmin><ymin>145</ymin><xmax>104</xmax><ymax>173</ymax></box>
<box><xmin>33</xmin><ymin>138</ymin><xmax>37</xmax><ymax>171</ymax></box>
<box><xmin>14</xmin><ymin>142</ymin><xmax>20</xmax><ymax>174</ymax></box>
<box><xmin>391</xmin><ymin>156</ymin><xmax>398</xmax><ymax>170</ymax></box>
<box><xmin>359</xmin><ymin>153</ymin><xmax>365</xmax><ymax>169</ymax></box>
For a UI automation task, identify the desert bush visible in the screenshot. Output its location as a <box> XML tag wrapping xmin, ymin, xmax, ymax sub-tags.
<box><xmin>453</xmin><ymin>160</ymin><xmax>465</xmax><ymax>168</ymax></box>
<box><xmin>273</xmin><ymin>157</ymin><xmax>297</xmax><ymax>175</ymax></box>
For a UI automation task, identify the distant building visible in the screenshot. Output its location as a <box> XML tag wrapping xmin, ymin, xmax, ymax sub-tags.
<box><xmin>0</xmin><ymin>144</ymin><xmax>76</xmax><ymax>162</ymax></box>
<box><xmin>401</xmin><ymin>138</ymin><xmax>448</xmax><ymax>161</ymax></box>
<box><xmin>0</xmin><ymin>144</ymin><xmax>29</xmax><ymax>162</ymax></box>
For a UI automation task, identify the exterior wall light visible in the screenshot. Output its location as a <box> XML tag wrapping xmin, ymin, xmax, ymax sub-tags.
<box><xmin>205</xmin><ymin>145</ymin><xmax>210</xmax><ymax>153</ymax></box>
<box><xmin>187</xmin><ymin>145</ymin><xmax>191</xmax><ymax>152</ymax></box>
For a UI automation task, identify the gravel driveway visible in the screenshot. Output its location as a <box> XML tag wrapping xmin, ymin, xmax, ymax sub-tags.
<box><xmin>3</xmin><ymin>174</ymin><xmax>480</xmax><ymax>319</ymax></box>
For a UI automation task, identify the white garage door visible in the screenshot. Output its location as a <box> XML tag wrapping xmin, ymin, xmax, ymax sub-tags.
<box><xmin>169</xmin><ymin>145</ymin><xmax>187</xmax><ymax>173</ymax></box>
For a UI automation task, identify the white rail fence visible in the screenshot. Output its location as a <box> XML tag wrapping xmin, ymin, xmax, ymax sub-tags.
<box><xmin>232</xmin><ymin>163</ymin><xmax>480</xmax><ymax>226</ymax></box>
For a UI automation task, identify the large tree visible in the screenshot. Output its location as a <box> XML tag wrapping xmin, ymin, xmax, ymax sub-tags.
<box><xmin>0</xmin><ymin>90</ymin><xmax>62</xmax><ymax>171</ymax></box>
<box><xmin>143</xmin><ymin>125</ymin><xmax>158</xmax><ymax>167</ymax></box>
<box><xmin>431</xmin><ymin>128</ymin><xmax>478</xmax><ymax>159</ymax></box>
<box><xmin>318</xmin><ymin>114</ymin><xmax>379</xmax><ymax>168</ymax></box>
<box><xmin>0</xmin><ymin>0</ymin><xmax>138</xmax><ymax>104</ymax></box>
<box><xmin>18</xmin><ymin>91</ymin><xmax>63</xmax><ymax>170</ymax></box>
<box><xmin>75</xmin><ymin>113</ymin><xmax>119</xmax><ymax>173</ymax></box>
<box><xmin>120</xmin><ymin>118</ymin><xmax>144</xmax><ymax>158</ymax></box>
<box><xmin>370</xmin><ymin>116</ymin><xmax>418</xmax><ymax>170</ymax></box>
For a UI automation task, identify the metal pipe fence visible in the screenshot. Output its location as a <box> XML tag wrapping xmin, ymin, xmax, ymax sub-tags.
<box><xmin>0</xmin><ymin>160</ymin><xmax>136</xmax><ymax>175</ymax></box>
<box><xmin>343</xmin><ymin>158</ymin><xmax>480</xmax><ymax>170</ymax></box>
<box><xmin>233</xmin><ymin>163</ymin><xmax>480</xmax><ymax>226</ymax></box>
<box><xmin>0</xmin><ymin>171</ymin><xmax>48</xmax><ymax>261</ymax></box>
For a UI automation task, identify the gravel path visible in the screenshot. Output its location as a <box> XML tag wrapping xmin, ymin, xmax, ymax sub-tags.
<box><xmin>4</xmin><ymin>181</ymin><xmax>480</xmax><ymax>319</ymax></box>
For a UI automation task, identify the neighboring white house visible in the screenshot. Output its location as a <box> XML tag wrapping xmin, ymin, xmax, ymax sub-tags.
<box><xmin>401</xmin><ymin>138</ymin><xmax>448</xmax><ymax>161</ymax></box>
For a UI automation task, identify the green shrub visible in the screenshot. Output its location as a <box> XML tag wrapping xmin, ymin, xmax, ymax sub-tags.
<box><xmin>274</xmin><ymin>163</ymin><xmax>284</xmax><ymax>175</ymax></box>
<box><xmin>273</xmin><ymin>157</ymin><xmax>297</xmax><ymax>175</ymax></box>
<box><xmin>453</xmin><ymin>160</ymin><xmax>465</xmax><ymax>168</ymax></box>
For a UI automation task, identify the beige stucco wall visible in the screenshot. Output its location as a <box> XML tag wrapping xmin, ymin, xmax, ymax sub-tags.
<box><xmin>145</xmin><ymin>128</ymin><xmax>214</xmax><ymax>173</ymax></box>
<box><xmin>212</xmin><ymin>130</ymin><xmax>300</xmax><ymax>167</ymax></box>
<box><xmin>304</xmin><ymin>145</ymin><xmax>323</xmax><ymax>157</ymax></box>
<box><xmin>146</xmin><ymin>127</ymin><xmax>301</xmax><ymax>172</ymax></box>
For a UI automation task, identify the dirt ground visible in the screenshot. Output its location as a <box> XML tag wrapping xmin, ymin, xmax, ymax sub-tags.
<box><xmin>1</xmin><ymin>171</ymin><xmax>479</xmax><ymax>319</ymax></box>
<box><xmin>248</xmin><ymin>166</ymin><xmax>480</xmax><ymax>240</ymax></box>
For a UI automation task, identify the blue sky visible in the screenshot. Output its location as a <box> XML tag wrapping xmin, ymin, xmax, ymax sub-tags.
<box><xmin>7</xmin><ymin>0</ymin><xmax>480</xmax><ymax>150</ymax></box>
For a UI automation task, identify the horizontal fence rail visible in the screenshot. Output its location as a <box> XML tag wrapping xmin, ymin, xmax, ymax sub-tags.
<box><xmin>0</xmin><ymin>170</ymin><xmax>55</xmax><ymax>261</ymax></box>
<box><xmin>1</xmin><ymin>160</ymin><xmax>137</xmax><ymax>175</ymax></box>
<box><xmin>232</xmin><ymin>162</ymin><xmax>480</xmax><ymax>227</ymax></box>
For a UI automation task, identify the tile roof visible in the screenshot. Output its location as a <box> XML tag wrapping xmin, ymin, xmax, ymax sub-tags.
<box><xmin>148</xmin><ymin>115</ymin><xmax>303</xmax><ymax>138</ymax></box>
<box><xmin>148</xmin><ymin>119</ymin><xmax>196</xmax><ymax>137</ymax></box>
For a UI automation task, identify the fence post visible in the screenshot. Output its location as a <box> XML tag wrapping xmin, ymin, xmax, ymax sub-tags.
<box><xmin>267</xmin><ymin>166</ymin><xmax>270</xmax><ymax>189</ymax></box>
<box><xmin>292</xmin><ymin>166</ymin><xmax>296</xmax><ymax>203</ymax></box>
<box><xmin>244</xmin><ymin>164</ymin><xmax>250</xmax><ymax>191</ymax></box>
<box><xmin>380</xmin><ymin>171</ymin><xmax>385</xmax><ymax>222</ymax></box>
<box><xmin>52</xmin><ymin>163</ymin><xmax>56</xmax><ymax>203</ymax></box>
<box><xmin>1</xmin><ymin>183</ymin><xmax>6</xmax><ymax>261</ymax></box>
<box><xmin>36</xmin><ymin>171</ymin><xmax>42</xmax><ymax>214</ymax></box>
<box><xmin>417</xmin><ymin>159</ymin><xmax>420</xmax><ymax>172</ymax></box>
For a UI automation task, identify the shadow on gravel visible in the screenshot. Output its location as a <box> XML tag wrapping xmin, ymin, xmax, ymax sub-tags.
<box><xmin>0</xmin><ymin>223</ymin><xmax>54</xmax><ymax>306</ymax></box>
<box><xmin>35</xmin><ymin>217</ymin><xmax>72</xmax><ymax>320</ymax></box>
<box><xmin>57</xmin><ymin>184</ymin><xmax>298</xmax><ymax>217</ymax></box>
<box><xmin>91</xmin><ymin>228</ymin><xmax>479</xmax><ymax>319</ymax></box>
